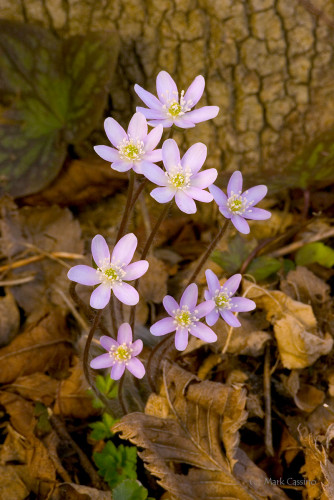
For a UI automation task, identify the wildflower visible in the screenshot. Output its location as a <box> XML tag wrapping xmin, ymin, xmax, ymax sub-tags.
<box><xmin>150</xmin><ymin>283</ymin><xmax>216</xmax><ymax>351</ymax></box>
<box><xmin>209</xmin><ymin>171</ymin><xmax>271</xmax><ymax>234</ymax></box>
<box><xmin>143</xmin><ymin>139</ymin><xmax>217</xmax><ymax>214</ymax></box>
<box><xmin>94</xmin><ymin>112</ymin><xmax>163</xmax><ymax>174</ymax></box>
<box><xmin>67</xmin><ymin>234</ymin><xmax>148</xmax><ymax>309</ymax></box>
<box><xmin>204</xmin><ymin>270</ymin><xmax>255</xmax><ymax>327</ymax></box>
<box><xmin>134</xmin><ymin>71</ymin><xmax>219</xmax><ymax>128</ymax></box>
<box><xmin>90</xmin><ymin>323</ymin><xmax>145</xmax><ymax>380</ymax></box>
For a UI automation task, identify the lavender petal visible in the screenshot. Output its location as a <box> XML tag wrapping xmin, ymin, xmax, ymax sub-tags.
<box><xmin>150</xmin><ymin>317</ymin><xmax>176</xmax><ymax>336</ymax></box>
<box><xmin>219</xmin><ymin>206</ymin><xmax>232</xmax><ymax>219</ymax></box>
<box><xmin>136</xmin><ymin>107</ymin><xmax>166</xmax><ymax>120</ymax></box>
<box><xmin>181</xmin><ymin>142</ymin><xmax>207</xmax><ymax>174</ymax></box>
<box><xmin>184</xmin><ymin>106</ymin><xmax>219</xmax><ymax>123</ymax></box>
<box><xmin>173</xmin><ymin>117</ymin><xmax>195</xmax><ymax>128</ymax></box>
<box><xmin>127</xmin><ymin>357</ymin><xmax>145</xmax><ymax>379</ymax></box>
<box><xmin>113</xmin><ymin>282</ymin><xmax>139</xmax><ymax>306</ymax></box>
<box><xmin>191</xmin><ymin>169</ymin><xmax>218</xmax><ymax>188</ymax></box>
<box><xmin>150</xmin><ymin>187</ymin><xmax>175</xmax><ymax>203</ymax></box>
<box><xmin>92</xmin><ymin>234</ymin><xmax>110</xmax><ymax>267</ymax></box>
<box><xmin>143</xmin><ymin>124</ymin><xmax>163</xmax><ymax>151</ymax></box>
<box><xmin>205</xmin><ymin>269</ymin><xmax>220</xmax><ymax>294</ymax></box>
<box><xmin>231</xmin><ymin>214</ymin><xmax>250</xmax><ymax>234</ymax></box>
<box><xmin>175</xmin><ymin>191</ymin><xmax>197</xmax><ymax>214</ymax></box>
<box><xmin>189</xmin><ymin>323</ymin><xmax>217</xmax><ymax>343</ymax></box>
<box><xmin>222</xmin><ymin>273</ymin><xmax>242</xmax><ymax>295</ymax></box>
<box><xmin>163</xmin><ymin>295</ymin><xmax>179</xmax><ymax>316</ymax></box>
<box><xmin>185</xmin><ymin>187</ymin><xmax>213</xmax><ymax>203</ymax></box>
<box><xmin>206</xmin><ymin>309</ymin><xmax>219</xmax><ymax>327</ymax></box>
<box><xmin>90</xmin><ymin>353</ymin><xmax>114</xmax><ymax>369</ymax></box>
<box><xmin>230</xmin><ymin>297</ymin><xmax>256</xmax><ymax>312</ymax></box>
<box><xmin>156</xmin><ymin>71</ymin><xmax>178</xmax><ymax>104</ymax></box>
<box><xmin>142</xmin><ymin>150</ymin><xmax>162</xmax><ymax>163</ymax></box>
<box><xmin>180</xmin><ymin>283</ymin><xmax>198</xmax><ymax>310</ymax></box>
<box><xmin>110</xmin><ymin>363</ymin><xmax>126</xmax><ymax>380</ymax></box>
<box><xmin>112</xmin><ymin>233</ymin><xmax>137</xmax><ymax>265</ymax></box>
<box><xmin>175</xmin><ymin>328</ymin><xmax>189</xmax><ymax>351</ymax></box>
<box><xmin>100</xmin><ymin>335</ymin><xmax>118</xmax><ymax>351</ymax></box>
<box><xmin>134</xmin><ymin>84</ymin><xmax>162</xmax><ymax>110</ymax></box>
<box><xmin>147</xmin><ymin>118</ymin><xmax>174</xmax><ymax>128</ymax></box>
<box><xmin>227</xmin><ymin>171</ymin><xmax>243</xmax><ymax>197</ymax></box>
<box><xmin>94</xmin><ymin>145</ymin><xmax>120</xmax><ymax>162</ymax></box>
<box><xmin>124</xmin><ymin>260</ymin><xmax>149</xmax><ymax>281</ymax></box>
<box><xmin>110</xmin><ymin>160</ymin><xmax>133</xmax><ymax>172</ymax></box>
<box><xmin>244</xmin><ymin>208</ymin><xmax>271</xmax><ymax>220</ymax></box>
<box><xmin>196</xmin><ymin>300</ymin><xmax>215</xmax><ymax>318</ymax></box>
<box><xmin>67</xmin><ymin>265</ymin><xmax>100</xmax><ymax>286</ymax></box>
<box><xmin>184</xmin><ymin>75</ymin><xmax>205</xmax><ymax>106</ymax></box>
<box><xmin>244</xmin><ymin>185</ymin><xmax>268</xmax><ymax>205</ymax></box>
<box><xmin>90</xmin><ymin>284</ymin><xmax>111</xmax><ymax>309</ymax></box>
<box><xmin>141</xmin><ymin>163</ymin><xmax>168</xmax><ymax>186</ymax></box>
<box><xmin>104</xmin><ymin>117</ymin><xmax>127</xmax><ymax>148</ymax></box>
<box><xmin>162</xmin><ymin>139</ymin><xmax>180</xmax><ymax>173</ymax></box>
<box><xmin>117</xmin><ymin>322</ymin><xmax>132</xmax><ymax>344</ymax></box>
<box><xmin>209</xmin><ymin>184</ymin><xmax>227</xmax><ymax>206</ymax></box>
<box><xmin>221</xmin><ymin>309</ymin><xmax>241</xmax><ymax>327</ymax></box>
<box><xmin>127</xmin><ymin>112</ymin><xmax>147</xmax><ymax>140</ymax></box>
<box><xmin>131</xmin><ymin>339</ymin><xmax>143</xmax><ymax>356</ymax></box>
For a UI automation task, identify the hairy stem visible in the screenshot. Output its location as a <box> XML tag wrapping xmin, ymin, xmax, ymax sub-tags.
<box><xmin>83</xmin><ymin>309</ymin><xmax>103</xmax><ymax>388</ymax></box>
<box><xmin>115</xmin><ymin>169</ymin><xmax>135</xmax><ymax>241</ymax></box>
<box><xmin>185</xmin><ymin>219</ymin><xmax>230</xmax><ymax>287</ymax></box>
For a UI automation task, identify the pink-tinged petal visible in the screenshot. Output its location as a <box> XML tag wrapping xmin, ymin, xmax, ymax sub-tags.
<box><xmin>175</xmin><ymin>328</ymin><xmax>189</xmax><ymax>351</ymax></box>
<box><xmin>112</xmin><ymin>233</ymin><xmax>137</xmax><ymax>265</ymax></box>
<box><xmin>67</xmin><ymin>265</ymin><xmax>100</xmax><ymax>286</ymax></box>
<box><xmin>243</xmin><ymin>185</ymin><xmax>268</xmax><ymax>205</ymax></box>
<box><xmin>94</xmin><ymin>145</ymin><xmax>120</xmax><ymax>162</ymax></box>
<box><xmin>163</xmin><ymin>295</ymin><xmax>179</xmax><ymax>316</ymax></box>
<box><xmin>181</xmin><ymin>142</ymin><xmax>207</xmax><ymax>174</ymax></box>
<box><xmin>185</xmin><ymin>106</ymin><xmax>219</xmax><ymax>123</ymax></box>
<box><xmin>110</xmin><ymin>161</ymin><xmax>133</xmax><ymax>172</ymax></box>
<box><xmin>150</xmin><ymin>317</ymin><xmax>176</xmax><ymax>336</ymax></box>
<box><xmin>185</xmin><ymin>187</ymin><xmax>213</xmax><ymax>203</ymax></box>
<box><xmin>219</xmin><ymin>206</ymin><xmax>232</xmax><ymax>219</ymax></box>
<box><xmin>113</xmin><ymin>282</ymin><xmax>139</xmax><ymax>306</ymax></box>
<box><xmin>90</xmin><ymin>353</ymin><xmax>114</xmax><ymax>369</ymax></box>
<box><xmin>206</xmin><ymin>309</ymin><xmax>219</xmax><ymax>326</ymax></box>
<box><xmin>142</xmin><ymin>163</ymin><xmax>168</xmax><ymax>186</ymax></box>
<box><xmin>209</xmin><ymin>184</ymin><xmax>228</xmax><ymax>206</ymax></box>
<box><xmin>244</xmin><ymin>208</ymin><xmax>271</xmax><ymax>220</ymax></box>
<box><xmin>156</xmin><ymin>71</ymin><xmax>178</xmax><ymax>104</ymax></box>
<box><xmin>231</xmin><ymin>215</ymin><xmax>250</xmax><ymax>234</ymax></box>
<box><xmin>180</xmin><ymin>283</ymin><xmax>198</xmax><ymax>310</ymax></box>
<box><xmin>143</xmin><ymin>150</ymin><xmax>162</xmax><ymax>163</ymax></box>
<box><xmin>110</xmin><ymin>363</ymin><xmax>125</xmax><ymax>380</ymax></box>
<box><xmin>191</xmin><ymin>169</ymin><xmax>218</xmax><ymax>188</ymax></box>
<box><xmin>162</xmin><ymin>139</ymin><xmax>180</xmax><ymax>172</ymax></box>
<box><xmin>230</xmin><ymin>297</ymin><xmax>256</xmax><ymax>312</ymax></box>
<box><xmin>90</xmin><ymin>284</ymin><xmax>111</xmax><ymax>309</ymax></box>
<box><xmin>131</xmin><ymin>339</ymin><xmax>143</xmax><ymax>356</ymax></box>
<box><xmin>221</xmin><ymin>309</ymin><xmax>241</xmax><ymax>327</ymax></box>
<box><xmin>189</xmin><ymin>323</ymin><xmax>217</xmax><ymax>343</ymax></box>
<box><xmin>127</xmin><ymin>112</ymin><xmax>147</xmax><ymax>140</ymax></box>
<box><xmin>175</xmin><ymin>191</ymin><xmax>197</xmax><ymax>214</ymax></box>
<box><xmin>204</xmin><ymin>290</ymin><xmax>212</xmax><ymax>301</ymax></box>
<box><xmin>222</xmin><ymin>274</ymin><xmax>242</xmax><ymax>295</ymax></box>
<box><xmin>148</xmin><ymin>119</ymin><xmax>173</xmax><ymax>128</ymax></box>
<box><xmin>184</xmin><ymin>75</ymin><xmax>205</xmax><ymax>106</ymax></box>
<box><xmin>124</xmin><ymin>260</ymin><xmax>149</xmax><ymax>281</ymax></box>
<box><xmin>104</xmin><ymin>117</ymin><xmax>127</xmax><ymax>148</ymax></box>
<box><xmin>227</xmin><ymin>171</ymin><xmax>243</xmax><ymax>197</ymax></box>
<box><xmin>92</xmin><ymin>235</ymin><xmax>110</xmax><ymax>267</ymax></box>
<box><xmin>173</xmin><ymin>117</ymin><xmax>195</xmax><ymax>129</ymax></box>
<box><xmin>205</xmin><ymin>269</ymin><xmax>220</xmax><ymax>294</ymax></box>
<box><xmin>151</xmin><ymin>187</ymin><xmax>175</xmax><ymax>203</ymax></box>
<box><xmin>100</xmin><ymin>336</ymin><xmax>118</xmax><ymax>351</ymax></box>
<box><xmin>134</xmin><ymin>84</ymin><xmax>162</xmax><ymax>110</ymax></box>
<box><xmin>196</xmin><ymin>300</ymin><xmax>215</xmax><ymax>318</ymax></box>
<box><xmin>136</xmin><ymin>107</ymin><xmax>166</xmax><ymax>120</ymax></box>
<box><xmin>127</xmin><ymin>357</ymin><xmax>145</xmax><ymax>379</ymax></box>
<box><xmin>117</xmin><ymin>323</ymin><xmax>132</xmax><ymax>344</ymax></box>
<box><xmin>144</xmin><ymin>124</ymin><xmax>163</xmax><ymax>151</ymax></box>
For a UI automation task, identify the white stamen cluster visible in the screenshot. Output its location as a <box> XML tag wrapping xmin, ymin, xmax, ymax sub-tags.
<box><xmin>167</xmin><ymin>164</ymin><xmax>192</xmax><ymax>190</ymax></box>
<box><xmin>173</xmin><ymin>305</ymin><xmax>198</xmax><ymax>329</ymax></box>
<box><xmin>214</xmin><ymin>289</ymin><xmax>232</xmax><ymax>311</ymax></box>
<box><xmin>162</xmin><ymin>90</ymin><xmax>193</xmax><ymax>118</ymax></box>
<box><xmin>118</xmin><ymin>138</ymin><xmax>145</xmax><ymax>161</ymax></box>
<box><xmin>97</xmin><ymin>258</ymin><xmax>126</xmax><ymax>288</ymax></box>
<box><xmin>226</xmin><ymin>190</ymin><xmax>253</xmax><ymax>215</ymax></box>
<box><xmin>109</xmin><ymin>343</ymin><xmax>132</xmax><ymax>364</ymax></box>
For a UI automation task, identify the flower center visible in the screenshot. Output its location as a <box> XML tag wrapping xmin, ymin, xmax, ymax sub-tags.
<box><xmin>109</xmin><ymin>343</ymin><xmax>132</xmax><ymax>363</ymax></box>
<box><xmin>214</xmin><ymin>290</ymin><xmax>232</xmax><ymax>310</ymax></box>
<box><xmin>226</xmin><ymin>192</ymin><xmax>251</xmax><ymax>215</ymax></box>
<box><xmin>162</xmin><ymin>90</ymin><xmax>193</xmax><ymax>119</ymax></box>
<box><xmin>173</xmin><ymin>305</ymin><xmax>198</xmax><ymax>329</ymax></box>
<box><xmin>97</xmin><ymin>259</ymin><xmax>126</xmax><ymax>288</ymax></box>
<box><xmin>119</xmin><ymin>138</ymin><xmax>145</xmax><ymax>161</ymax></box>
<box><xmin>167</xmin><ymin>165</ymin><xmax>192</xmax><ymax>190</ymax></box>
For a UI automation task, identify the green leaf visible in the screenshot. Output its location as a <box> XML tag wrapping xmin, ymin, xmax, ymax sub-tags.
<box><xmin>112</xmin><ymin>479</ymin><xmax>149</xmax><ymax>500</ymax></box>
<box><xmin>0</xmin><ymin>20</ymin><xmax>119</xmax><ymax>197</ymax></box>
<box><xmin>93</xmin><ymin>441</ymin><xmax>137</xmax><ymax>489</ymax></box>
<box><xmin>90</xmin><ymin>413</ymin><xmax>119</xmax><ymax>441</ymax></box>
<box><xmin>295</xmin><ymin>242</ymin><xmax>334</xmax><ymax>268</ymax></box>
<box><xmin>247</xmin><ymin>256</ymin><xmax>282</xmax><ymax>281</ymax></box>
<box><xmin>211</xmin><ymin>234</ymin><xmax>256</xmax><ymax>274</ymax></box>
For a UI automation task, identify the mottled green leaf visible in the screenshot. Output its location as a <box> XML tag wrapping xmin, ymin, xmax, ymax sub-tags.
<box><xmin>295</xmin><ymin>242</ymin><xmax>334</xmax><ymax>268</ymax></box>
<box><xmin>90</xmin><ymin>413</ymin><xmax>118</xmax><ymax>441</ymax></box>
<box><xmin>247</xmin><ymin>256</ymin><xmax>282</xmax><ymax>281</ymax></box>
<box><xmin>112</xmin><ymin>479</ymin><xmax>149</xmax><ymax>500</ymax></box>
<box><xmin>0</xmin><ymin>20</ymin><xmax>119</xmax><ymax>197</ymax></box>
<box><xmin>93</xmin><ymin>441</ymin><xmax>137</xmax><ymax>489</ymax></box>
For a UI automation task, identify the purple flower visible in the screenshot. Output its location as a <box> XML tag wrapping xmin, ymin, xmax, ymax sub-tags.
<box><xmin>67</xmin><ymin>234</ymin><xmax>148</xmax><ymax>309</ymax></box>
<box><xmin>94</xmin><ymin>112</ymin><xmax>163</xmax><ymax>174</ymax></box>
<box><xmin>143</xmin><ymin>139</ymin><xmax>217</xmax><ymax>214</ymax></box>
<box><xmin>209</xmin><ymin>171</ymin><xmax>271</xmax><ymax>234</ymax></box>
<box><xmin>204</xmin><ymin>270</ymin><xmax>256</xmax><ymax>327</ymax></box>
<box><xmin>134</xmin><ymin>71</ymin><xmax>219</xmax><ymax>129</ymax></box>
<box><xmin>90</xmin><ymin>323</ymin><xmax>145</xmax><ymax>380</ymax></box>
<box><xmin>150</xmin><ymin>283</ymin><xmax>217</xmax><ymax>351</ymax></box>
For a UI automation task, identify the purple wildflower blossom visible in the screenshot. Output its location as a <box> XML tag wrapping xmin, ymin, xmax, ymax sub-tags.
<box><xmin>204</xmin><ymin>270</ymin><xmax>256</xmax><ymax>327</ymax></box>
<box><xmin>150</xmin><ymin>283</ymin><xmax>216</xmax><ymax>351</ymax></box>
<box><xmin>94</xmin><ymin>112</ymin><xmax>163</xmax><ymax>174</ymax></box>
<box><xmin>209</xmin><ymin>171</ymin><xmax>271</xmax><ymax>234</ymax></box>
<box><xmin>90</xmin><ymin>323</ymin><xmax>145</xmax><ymax>380</ymax></box>
<box><xmin>143</xmin><ymin>139</ymin><xmax>217</xmax><ymax>214</ymax></box>
<box><xmin>134</xmin><ymin>71</ymin><xmax>219</xmax><ymax>129</ymax></box>
<box><xmin>67</xmin><ymin>234</ymin><xmax>148</xmax><ymax>309</ymax></box>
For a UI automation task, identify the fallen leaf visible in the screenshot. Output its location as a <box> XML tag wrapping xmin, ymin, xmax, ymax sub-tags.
<box><xmin>7</xmin><ymin>372</ymin><xmax>58</xmax><ymax>406</ymax></box>
<box><xmin>299</xmin><ymin>428</ymin><xmax>330</xmax><ymax>500</ymax></box>
<box><xmin>0</xmin><ymin>465</ymin><xmax>32</xmax><ymax>500</ymax></box>
<box><xmin>51</xmin><ymin>483</ymin><xmax>111</xmax><ymax>499</ymax></box>
<box><xmin>139</xmin><ymin>256</ymin><xmax>168</xmax><ymax>304</ymax></box>
<box><xmin>0</xmin><ymin>289</ymin><xmax>20</xmax><ymax>347</ymax></box>
<box><xmin>281</xmin><ymin>370</ymin><xmax>325</xmax><ymax>412</ymax></box>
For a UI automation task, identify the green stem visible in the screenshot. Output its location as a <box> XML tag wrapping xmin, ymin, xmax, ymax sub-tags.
<box><xmin>185</xmin><ymin>220</ymin><xmax>230</xmax><ymax>287</ymax></box>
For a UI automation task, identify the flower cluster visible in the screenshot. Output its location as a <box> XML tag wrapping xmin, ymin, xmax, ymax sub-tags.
<box><xmin>68</xmin><ymin>70</ymin><xmax>271</xmax><ymax>382</ymax></box>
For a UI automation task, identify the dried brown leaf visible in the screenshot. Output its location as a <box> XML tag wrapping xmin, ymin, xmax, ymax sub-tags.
<box><xmin>50</xmin><ymin>483</ymin><xmax>112</xmax><ymax>499</ymax></box>
<box><xmin>299</xmin><ymin>429</ymin><xmax>330</xmax><ymax>500</ymax></box>
<box><xmin>0</xmin><ymin>465</ymin><xmax>32</xmax><ymax>500</ymax></box>
<box><xmin>281</xmin><ymin>370</ymin><xmax>325</xmax><ymax>413</ymax></box>
<box><xmin>139</xmin><ymin>255</ymin><xmax>168</xmax><ymax>303</ymax></box>
<box><xmin>0</xmin><ymin>289</ymin><xmax>20</xmax><ymax>347</ymax></box>
<box><xmin>114</xmin><ymin>362</ymin><xmax>288</xmax><ymax>500</ymax></box>
<box><xmin>8</xmin><ymin>372</ymin><xmax>58</xmax><ymax>406</ymax></box>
